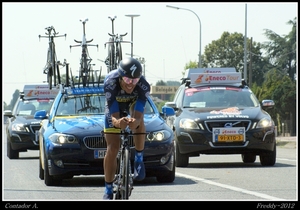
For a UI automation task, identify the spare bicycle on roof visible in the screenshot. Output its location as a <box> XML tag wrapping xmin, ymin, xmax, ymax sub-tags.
<box><xmin>39</xmin><ymin>26</ymin><xmax>66</xmax><ymax>90</ymax></box>
<box><xmin>104</xmin><ymin>16</ymin><xmax>132</xmax><ymax>73</ymax></box>
<box><xmin>70</xmin><ymin>18</ymin><xmax>99</xmax><ymax>87</ymax></box>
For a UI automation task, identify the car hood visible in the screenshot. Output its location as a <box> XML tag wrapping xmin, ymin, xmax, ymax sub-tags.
<box><xmin>53</xmin><ymin>114</ymin><xmax>165</xmax><ymax>135</ymax></box>
<box><xmin>181</xmin><ymin>106</ymin><xmax>267</xmax><ymax>120</ymax></box>
<box><xmin>13</xmin><ymin>115</ymin><xmax>42</xmax><ymax>125</ymax></box>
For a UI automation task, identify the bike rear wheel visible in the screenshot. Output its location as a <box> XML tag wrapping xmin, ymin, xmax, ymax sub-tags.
<box><xmin>50</xmin><ymin>42</ymin><xmax>57</xmax><ymax>89</ymax></box>
<box><xmin>108</xmin><ymin>38</ymin><xmax>115</xmax><ymax>71</ymax></box>
<box><xmin>116</xmin><ymin>42</ymin><xmax>123</xmax><ymax>67</ymax></box>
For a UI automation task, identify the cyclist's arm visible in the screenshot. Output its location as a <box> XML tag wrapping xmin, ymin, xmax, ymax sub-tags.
<box><xmin>109</xmin><ymin>100</ymin><xmax>128</xmax><ymax>130</ymax></box>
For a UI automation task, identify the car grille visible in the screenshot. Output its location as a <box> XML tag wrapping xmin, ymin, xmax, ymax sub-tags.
<box><xmin>29</xmin><ymin>125</ymin><xmax>41</xmax><ymax>134</ymax></box>
<box><xmin>205</xmin><ymin>120</ymin><xmax>251</xmax><ymax>132</ymax></box>
<box><xmin>83</xmin><ymin>136</ymin><xmax>135</xmax><ymax>149</ymax></box>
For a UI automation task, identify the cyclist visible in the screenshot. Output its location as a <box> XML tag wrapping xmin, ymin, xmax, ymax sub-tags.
<box><xmin>103</xmin><ymin>57</ymin><xmax>151</xmax><ymax>200</ymax></box>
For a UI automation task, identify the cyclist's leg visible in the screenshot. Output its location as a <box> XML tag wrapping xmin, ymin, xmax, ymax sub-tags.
<box><xmin>103</xmin><ymin>109</ymin><xmax>121</xmax><ymax>199</ymax></box>
<box><xmin>129</xmin><ymin>102</ymin><xmax>146</xmax><ymax>181</ymax></box>
<box><xmin>129</xmin><ymin>102</ymin><xmax>145</xmax><ymax>151</ymax></box>
<box><xmin>104</xmin><ymin>131</ymin><xmax>120</xmax><ymax>182</ymax></box>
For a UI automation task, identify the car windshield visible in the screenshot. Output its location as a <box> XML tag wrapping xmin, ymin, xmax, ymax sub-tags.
<box><xmin>15</xmin><ymin>99</ymin><xmax>54</xmax><ymax>116</ymax></box>
<box><xmin>182</xmin><ymin>86</ymin><xmax>260</xmax><ymax>108</ymax></box>
<box><xmin>56</xmin><ymin>94</ymin><xmax>106</xmax><ymax>115</ymax></box>
<box><xmin>56</xmin><ymin>94</ymin><xmax>155</xmax><ymax>116</ymax></box>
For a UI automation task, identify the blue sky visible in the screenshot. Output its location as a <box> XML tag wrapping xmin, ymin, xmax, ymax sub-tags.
<box><xmin>2</xmin><ymin>2</ymin><xmax>297</xmax><ymax>104</ymax></box>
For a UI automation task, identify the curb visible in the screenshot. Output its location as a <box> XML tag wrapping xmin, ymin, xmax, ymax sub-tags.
<box><xmin>276</xmin><ymin>137</ymin><xmax>296</xmax><ymax>148</ymax></box>
<box><xmin>276</xmin><ymin>136</ymin><xmax>297</xmax><ymax>142</ymax></box>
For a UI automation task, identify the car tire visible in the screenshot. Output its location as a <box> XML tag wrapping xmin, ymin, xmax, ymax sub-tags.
<box><xmin>175</xmin><ymin>142</ymin><xmax>189</xmax><ymax>167</ymax></box>
<box><xmin>7</xmin><ymin>140</ymin><xmax>19</xmax><ymax>159</ymax></box>
<box><xmin>259</xmin><ymin>144</ymin><xmax>276</xmax><ymax>166</ymax></box>
<box><xmin>241</xmin><ymin>154</ymin><xmax>256</xmax><ymax>163</ymax></box>
<box><xmin>44</xmin><ymin>150</ymin><xmax>62</xmax><ymax>186</ymax></box>
<box><xmin>156</xmin><ymin>153</ymin><xmax>175</xmax><ymax>183</ymax></box>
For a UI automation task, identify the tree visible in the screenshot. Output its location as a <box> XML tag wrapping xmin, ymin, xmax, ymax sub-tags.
<box><xmin>262</xmin><ymin>17</ymin><xmax>297</xmax><ymax>81</ymax></box>
<box><xmin>257</xmin><ymin>68</ymin><xmax>296</xmax><ymax>136</ymax></box>
<box><xmin>7</xmin><ymin>89</ymin><xmax>20</xmax><ymax>110</ymax></box>
<box><xmin>202</xmin><ymin>31</ymin><xmax>268</xmax><ymax>86</ymax></box>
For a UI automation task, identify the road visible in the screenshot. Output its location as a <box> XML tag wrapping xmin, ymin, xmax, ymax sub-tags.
<box><xmin>2</xmin><ymin>134</ymin><xmax>297</xmax><ymax>206</ymax></box>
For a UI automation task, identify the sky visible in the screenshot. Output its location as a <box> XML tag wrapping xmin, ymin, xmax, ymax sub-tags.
<box><xmin>2</xmin><ymin>2</ymin><xmax>298</xmax><ymax>105</ymax></box>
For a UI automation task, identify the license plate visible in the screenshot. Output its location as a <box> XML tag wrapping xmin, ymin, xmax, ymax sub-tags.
<box><xmin>94</xmin><ymin>150</ymin><xmax>106</xmax><ymax>159</ymax></box>
<box><xmin>212</xmin><ymin>127</ymin><xmax>245</xmax><ymax>142</ymax></box>
<box><xmin>218</xmin><ymin>135</ymin><xmax>244</xmax><ymax>142</ymax></box>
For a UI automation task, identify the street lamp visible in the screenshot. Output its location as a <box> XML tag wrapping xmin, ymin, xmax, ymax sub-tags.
<box><xmin>125</xmin><ymin>14</ymin><xmax>140</xmax><ymax>57</ymax></box>
<box><xmin>166</xmin><ymin>5</ymin><xmax>202</xmax><ymax>68</ymax></box>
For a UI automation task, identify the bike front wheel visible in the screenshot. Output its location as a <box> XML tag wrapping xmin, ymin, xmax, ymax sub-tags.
<box><xmin>122</xmin><ymin>147</ymin><xmax>130</xmax><ymax>199</ymax></box>
<box><xmin>115</xmin><ymin>147</ymin><xmax>130</xmax><ymax>200</ymax></box>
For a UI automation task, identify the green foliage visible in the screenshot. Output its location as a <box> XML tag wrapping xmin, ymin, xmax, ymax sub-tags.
<box><xmin>156</xmin><ymin>80</ymin><xmax>167</xmax><ymax>86</ymax></box>
<box><xmin>154</xmin><ymin>101</ymin><xmax>166</xmax><ymax>113</ymax></box>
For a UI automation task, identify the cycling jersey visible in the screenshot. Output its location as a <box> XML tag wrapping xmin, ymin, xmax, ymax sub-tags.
<box><xmin>104</xmin><ymin>69</ymin><xmax>150</xmax><ymax>131</ymax></box>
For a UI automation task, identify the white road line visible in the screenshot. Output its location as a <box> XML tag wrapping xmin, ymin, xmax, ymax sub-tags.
<box><xmin>176</xmin><ymin>172</ymin><xmax>286</xmax><ymax>201</ymax></box>
<box><xmin>276</xmin><ymin>158</ymin><xmax>296</xmax><ymax>162</ymax></box>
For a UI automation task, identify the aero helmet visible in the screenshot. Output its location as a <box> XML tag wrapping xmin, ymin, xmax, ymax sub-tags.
<box><xmin>118</xmin><ymin>57</ymin><xmax>142</xmax><ymax>78</ymax></box>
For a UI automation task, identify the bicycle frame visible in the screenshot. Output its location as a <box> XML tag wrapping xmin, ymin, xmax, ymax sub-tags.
<box><xmin>39</xmin><ymin>26</ymin><xmax>66</xmax><ymax>89</ymax></box>
<box><xmin>70</xmin><ymin>18</ymin><xmax>98</xmax><ymax>87</ymax></box>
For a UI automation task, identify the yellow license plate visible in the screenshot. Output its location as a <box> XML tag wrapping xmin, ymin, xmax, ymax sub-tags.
<box><xmin>218</xmin><ymin>135</ymin><xmax>244</xmax><ymax>142</ymax></box>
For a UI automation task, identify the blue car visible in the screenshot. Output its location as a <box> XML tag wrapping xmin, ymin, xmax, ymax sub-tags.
<box><xmin>35</xmin><ymin>84</ymin><xmax>175</xmax><ymax>186</ymax></box>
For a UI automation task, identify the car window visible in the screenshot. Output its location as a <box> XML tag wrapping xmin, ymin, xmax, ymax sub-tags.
<box><xmin>183</xmin><ymin>87</ymin><xmax>259</xmax><ymax>108</ymax></box>
<box><xmin>15</xmin><ymin>99</ymin><xmax>55</xmax><ymax>116</ymax></box>
<box><xmin>174</xmin><ymin>86</ymin><xmax>185</xmax><ymax>107</ymax></box>
<box><xmin>144</xmin><ymin>100</ymin><xmax>154</xmax><ymax>114</ymax></box>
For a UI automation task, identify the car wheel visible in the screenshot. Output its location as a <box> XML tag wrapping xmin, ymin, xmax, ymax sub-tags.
<box><xmin>241</xmin><ymin>154</ymin><xmax>256</xmax><ymax>163</ymax></box>
<box><xmin>156</xmin><ymin>153</ymin><xmax>175</xmax><ymax>183</ymax></box>
<box><xmin>175</xmin><ymin>141</ymin><xmax>189</xmax><ymax>167</ymax></box>
<box><xmin>44</xmin><ymin>150</ymin><xmax>62</xmax><ymax>186</ymax></box>
<box><xmin>259</xmin><ymin>144</ymin><xmax>276</xmax><ymax>166</ymax></box>
<box><xmin>7</xmin><ymin>139</ymin><xmax>19</xmax><ymax>159</ymax></box>
<box><xmin>39</xmin><ymin>150</ymin><xmax>44</xmax><ymax>180</ymax></box>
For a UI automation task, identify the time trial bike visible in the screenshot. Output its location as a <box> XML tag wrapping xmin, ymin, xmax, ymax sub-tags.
<box><xmin>70</xmin><ymin>18</ymin><xmax>98</xmax><ymax>87</ymax></box>
<box><xmin>39</xmin><ymin>26</ymin><xmax>66</xmax><ymax>89</ymax></box>
<box><xmin>104</xmin><ymin>16</ymin><xmax>131</xmax><ymax>73</ymax></box>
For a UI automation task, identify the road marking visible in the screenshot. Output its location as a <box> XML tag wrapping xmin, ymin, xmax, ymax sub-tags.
<box><xmin>176</xmin><ymin>172</ymin><xmax>286</xmax><ymax>201</ymax></box>
<box><xmin>277</xmin><ymin>158</ymin><xmax>296</xmax><ymax>162</ymax></box>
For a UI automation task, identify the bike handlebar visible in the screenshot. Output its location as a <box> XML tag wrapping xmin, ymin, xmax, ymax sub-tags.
<box><xmin>39</xmin><ymin>26</ymin><xmax>66</xmax><ymax>40</ymax></box>
<box><xmin>108</xmin><ymin>32</ymin><xmax>128</xmax><ymax>38</ymax></box>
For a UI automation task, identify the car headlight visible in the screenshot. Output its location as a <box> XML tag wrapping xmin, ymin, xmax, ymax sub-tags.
<box><xmin>146</xmin><ymin>130</ymin><xmax>171</xmax><ymax>141</ymax></box>
<box><xmin>256</xmin><ymin>117</ymin><xmax>274</xmax><ymax>128</ymax></box>
<box><xmin>11</xmin><ymin>123</ymin><xmax>27</xmax><ymax>132</ymax></box>
<box><xmin>179</xmin><ymin>118</ymin><xmax>199</xmax><ymax>129</ymax></box>
<box><xmin>48</xmin><ymin>133</ymin><xmax>78</xmax><ymax>144</ymax></box>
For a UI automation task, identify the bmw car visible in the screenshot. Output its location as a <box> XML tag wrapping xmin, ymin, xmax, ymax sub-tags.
<box><xmin>34</xmin><ymin>82</ymin><xmax>176</xmax><ymax>186</ymax></box>
<box><xmin>163</xmin><ymin>68</ymin><xmax>276</xmax><ymax>167</ymax></box>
